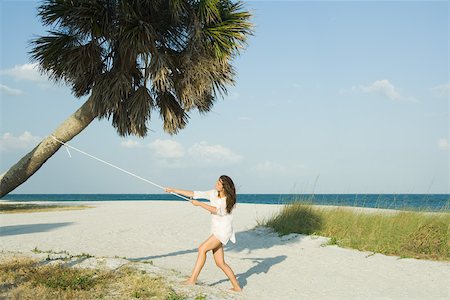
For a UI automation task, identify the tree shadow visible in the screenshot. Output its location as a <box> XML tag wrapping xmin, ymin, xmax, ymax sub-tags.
<box><xmin>209</xmin><ymin>255</ymin><xmax>287</xmax><ymax>288</ymax></box>
<box><xmin>0</xmin><ymin>222</ymin><xmax>74</xmax><ymax>236</ymax></box>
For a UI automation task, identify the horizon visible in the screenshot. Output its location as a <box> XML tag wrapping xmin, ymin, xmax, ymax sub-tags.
<box><xmin>4</xmin><ymin>192</ymin><xmax>449</xmax><ymax>195</ymax></box>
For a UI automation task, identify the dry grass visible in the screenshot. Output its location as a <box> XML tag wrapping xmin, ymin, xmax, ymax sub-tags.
<box><xmin>0</xmin><ymin>203</ymin><xmax>92</xmax><ymax>214</ymax></box>
<box><xmin>259</xmin><ymin>202</ymin><xmax>450</xmax><ymax>261</ymax></box>
<box><xmin>0</xmin><ymin>257</ymin><xmax>185</xmax><ymax>299</ymax></box>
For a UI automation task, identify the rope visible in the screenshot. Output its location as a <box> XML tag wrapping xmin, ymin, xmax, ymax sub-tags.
<box><xmin>49</xmin><ymin>135</ymin><xmax>192</xmax><ymax>202</ymax></box>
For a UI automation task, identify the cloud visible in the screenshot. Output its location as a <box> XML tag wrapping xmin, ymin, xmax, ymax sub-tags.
<box><xmin>120</xmin><ymin>139</ymin><xmax>142</xmax><ymax>149</ymax></box>
<box><xmin>344</xmin><ymin>80</ymin><xmax>417</xmax><ymax>102</ymax></box>
<box><xmin>437</xmin><ymin>138</ymin><xmax>449</xmax><ymax>151</ymax></box>
<box><xmin>188</xmin><ymin>141</ymin><xmax>242</xmax><ymax>165</ymax></box>
<box><xmin>124</xmin><ymin>139</ymin><xmax>242</xmax><ymax>167</ymax></box>
<box><xmin>0</xmin><ymin>131</ymin><xmax>41</xmax><ymax>152</ymax></box>
<box><xmin>0</xmin><ymin>84</ymin><xmax>23</xmax><ymax>96</ymax></box>
<box><xmin>360</xmin><ymin>80</ymin><xmax>401</xmax><ymax>99</ymax></box>
<box><xmin>148</xmin><ymin>139</ymin><xmax>185</xmax><ymax>159</ymax></box>
<box><xmin>0</xmin><ymin>63</ymin><xmax>48</xmax><ymax>82</ymax></box>
<box><xmin>431</xmin><ymin>83</ymin><xmax>450</xmax><ymax>97</ymax></box>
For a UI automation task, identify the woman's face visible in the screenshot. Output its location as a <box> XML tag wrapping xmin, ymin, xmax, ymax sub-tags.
<box><xmin>215</xmin><ymin>178</ymin><xmax>224</xmax><ymax>191</ymax></box>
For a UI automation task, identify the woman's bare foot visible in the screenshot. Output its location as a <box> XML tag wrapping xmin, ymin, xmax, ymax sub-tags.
<box><xmin>229</xmin><ymin>286</ymin><xmax>242</xmax><ymax>292</ymax></box>
<box><xmin>183</xmin><ymin>279</ymin><xmax>195</xmax><ymax>286</ymax></box>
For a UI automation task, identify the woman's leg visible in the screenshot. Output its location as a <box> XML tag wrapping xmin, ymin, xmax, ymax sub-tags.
<box><xmin>186</xmin><ymin>234</ymin><xmax>222</xmax><ymax>284</ymax></box>
<box><xmin>213</xmin><ymin>244</ymin><xmax>242</xmax><ymax>291</ymax></box>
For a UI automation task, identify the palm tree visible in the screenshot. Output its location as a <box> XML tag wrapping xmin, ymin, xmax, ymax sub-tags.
<box><xmin>0</xmin><ymin>0</ymin><xmax>252</xmax><ymax>197</ymax></box>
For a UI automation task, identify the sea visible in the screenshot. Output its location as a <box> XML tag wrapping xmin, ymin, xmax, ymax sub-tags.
<box><xmin>2</xmin><ymin>194</ymin><xmax>449</xmax><ymax>212</ymax></box>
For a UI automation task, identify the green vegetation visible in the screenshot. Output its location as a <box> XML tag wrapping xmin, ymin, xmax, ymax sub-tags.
<box><xmin>0</xmin><ymin>203</ymin><xmax>92</xmax><ymax>214</ymax></box>
<box><xmin>258</xmin><ymin>202</ymin><xmax>450</xmax><ymax>261</ymax></box>
<box><xmin>31</xmin><ymin>248</ymin><xmax>94</xmax><ymax>262</ymax></box>
<box><xmin>0</xmin><ymin>257</ymin><xmax>186</xmax><ymax>300</ymax></box>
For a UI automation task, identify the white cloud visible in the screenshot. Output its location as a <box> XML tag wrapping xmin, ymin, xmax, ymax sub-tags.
<box><xmin>437</xmin><ymin>138</ymin><xmax>450</xmax><ymax>151</ymax></box>
<box><xmin>0</xmin><ymin>84</ymin><xmax>23</xmax><ymax>96</ymax></box>
<box><xmin>120</xmin><ymin>139</ymin><xmax>142</xmax><ymax>149</ymax></box>
<box><xmin>346</xmin><ymin>80</ymin><xmax>417</xmax><ymax>102</ymax></box>
<box><xmin>0</xmin><ymin>131</ymin><xmax>41</xmax><ymax>152</ymax></box>
<box><xmin>188</xmin><ymin>141</ymin><xmax>242</xmax><ymax>165</ymax></box>
<box><xmin>254</xmin><ymin>161</ymin><xmax>286</xmax><ymax>173</ymax></box>
<box><xmin>0</xmin><ymin>63</ymin><xmax>48</xmax><ymax>82</ymax></box>
<box><xmin>125</xmin><ymin>139</ymin><xmax>242</xmax><ymax>167</ymax></box>
<box><xmin>148</xmin><ymin>139</ymin><xmax>185</xmax><ymax>159</ymax></box>
<box><xmin>431</xmin><ymin>83</ymin><xmax>450</xmax><ymax>97</ymax></box>
<box><xmin>360</xmin><ymin>80</ymin><xmax>401</xmax><ymax>100</ymax></box>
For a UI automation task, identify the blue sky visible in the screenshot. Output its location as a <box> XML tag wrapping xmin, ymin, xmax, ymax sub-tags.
<box><xmin>0</xmin><ymin>0</ymin><xmax>448</xmax><ymax>194</ymax></box>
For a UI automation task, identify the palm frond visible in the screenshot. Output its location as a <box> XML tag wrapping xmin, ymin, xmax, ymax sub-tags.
<box><xmin>91</xmin><ymin>69</ymin><xmax>133</xmax><ymax>119</ymax></box>
<box><xmin>30</xmin><ymin>31</ymin><xmax>104</xmax><ymax>97</ymax></box>
<box><xmin>197</xmin><ymin>0</ymin><xmax>222</xmax><ymax>24</ymax></box>
<box><xmin>169</xmin><ymin>0</ymin><xmax>189</xmax><ymax>21</ymax></box>
<box><xmin>156</xmin><ymin>91</ymin><xmax>188</xmax><ymax>134</ymax></box>
<box><xmin>127</xmin><ymin>85</ymin><xmax>154</xmax><ymax>137</ymax></box>
<box><xmin>38</xmin><ymin>0</ymin><xmax>112</xmax><ymax>38</ymax></box>
<box><xmin>30</xmin><ymin>31</ymin><xmax>80</xmax><ymax>82</ymax></box>
<box><xmin>202</xmin><ymin>0</ymin><xmax>253</xmax><ymax>59</ymax></box>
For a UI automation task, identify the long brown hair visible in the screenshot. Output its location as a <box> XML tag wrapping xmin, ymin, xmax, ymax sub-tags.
<box><xmin>219</xmin><ymin>175</ymin><xmax>236</xmax><ymax>214</ymax></box>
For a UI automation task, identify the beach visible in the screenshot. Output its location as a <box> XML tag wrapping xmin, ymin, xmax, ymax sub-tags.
<box><xmin>1</xmin><ymin>200</ymin><xmax>449</xmax><ymax>299</ymax></box>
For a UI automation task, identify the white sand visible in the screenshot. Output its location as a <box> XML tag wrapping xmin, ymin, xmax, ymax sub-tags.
<box><xmin>0</xmin><ymin>201</ymin><xmax>448</xmax><ymax>299</ymax></box>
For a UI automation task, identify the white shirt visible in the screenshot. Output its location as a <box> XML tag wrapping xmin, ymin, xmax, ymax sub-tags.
<box><xmin>193</xmin><ymin>189</ymin><xmax>236</xmax><ymax>245</ymax></box>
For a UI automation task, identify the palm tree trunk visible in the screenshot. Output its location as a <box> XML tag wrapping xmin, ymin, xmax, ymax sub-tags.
<box><xmin>0</xmin><ymin>96</ymin><xmax>96</xmax><ymax>197</ymax></box>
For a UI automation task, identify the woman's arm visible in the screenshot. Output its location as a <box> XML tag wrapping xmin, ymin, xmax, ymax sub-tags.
<box><xmin>191</xmin><ymin>200</ymin><xmax>218</xmax><ymax>214</ymax></box>
<box><xmin>164</xmin><ymin>188</ymin><xmax>194</xmax><ymax>198</ymax></box>
<box><xmin>165</xmin><ymin>188</ymin><xmax>218</xmax><ymax>214</ymax></box>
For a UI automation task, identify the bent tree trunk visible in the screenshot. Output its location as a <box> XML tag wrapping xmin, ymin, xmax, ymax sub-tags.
<box><xmin>0</xmin><ymin>96</ymin><xmax>96</xmax><ymax>197</ymax></box>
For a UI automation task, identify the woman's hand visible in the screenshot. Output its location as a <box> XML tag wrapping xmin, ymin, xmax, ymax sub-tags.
<box><xmin>165</xmin><ymin>188</ymin><xmax>194</xmax><ymax>198</ymax></box>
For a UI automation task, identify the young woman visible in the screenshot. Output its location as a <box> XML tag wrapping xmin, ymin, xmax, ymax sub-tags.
<box><xmin>165</xmin><ymin>175</ymin><xmax>242</xmax><ymax>292</ymax></box>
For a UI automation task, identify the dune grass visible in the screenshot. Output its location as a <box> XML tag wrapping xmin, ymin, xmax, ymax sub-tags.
<box><xmin>0</xmin><ymin>257</ymin><xmax>185</xmax><ymax>300</ymax></box>
<box><xmin>258</xmin><ymin>201</ymin><xmax>450</xmax><ymax>261</ymax></box>
<box><xmin>0</xmin><ymin>203</ymin><xmax>92</xmax><ymax>214</ymax></box>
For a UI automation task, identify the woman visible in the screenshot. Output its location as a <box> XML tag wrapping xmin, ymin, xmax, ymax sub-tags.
<box><xmin>165</xmin><ymin>175</ymin><xmax>242</xmax><ymax>292</ymax></box>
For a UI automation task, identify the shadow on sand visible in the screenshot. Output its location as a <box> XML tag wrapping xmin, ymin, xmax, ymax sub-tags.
<box><xmin>209</xmin><ymin>255</ymin><xmax>287</xmax><ymax>288</ymax></box>
<box><xmin>0</xmin><ymin>222</ymin><xmax>74</xmax><ymax>237</ymax></box>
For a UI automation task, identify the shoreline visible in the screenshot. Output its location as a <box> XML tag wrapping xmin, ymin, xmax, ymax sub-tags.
<box><xmin>1</xmin><ymin>199</ymin><xmax>448</xmax><ymax>215</ymax></box>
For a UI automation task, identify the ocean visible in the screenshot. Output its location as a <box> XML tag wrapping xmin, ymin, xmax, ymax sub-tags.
<box><xmin>2</xmin><ymin>194</ymin><xmax>449</xmax><ymax>212</ymax></box>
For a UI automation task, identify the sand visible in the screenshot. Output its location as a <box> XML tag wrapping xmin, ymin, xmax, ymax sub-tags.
<box><xmin>0</xmin><ymin>200</ymin><xmax>448</xmax><ymax>299</ymax></box>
